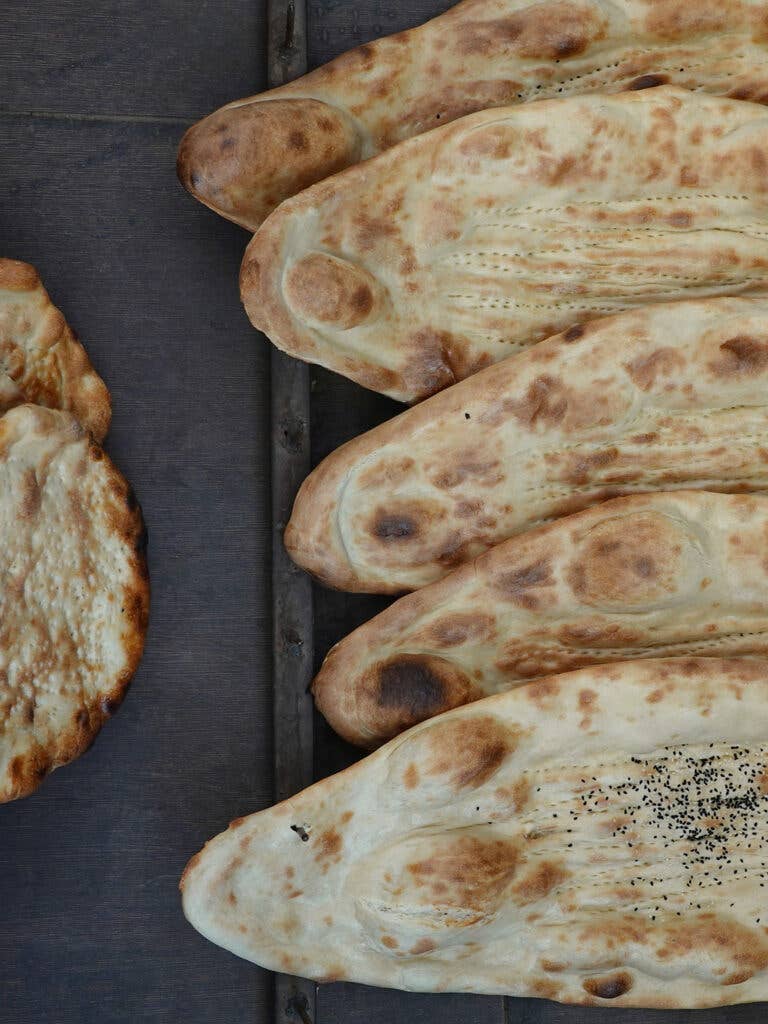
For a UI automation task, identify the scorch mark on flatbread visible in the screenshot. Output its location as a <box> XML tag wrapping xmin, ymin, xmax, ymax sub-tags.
<box><xmin>0</xmin><ymin>405</ymin><xmax>148</xmax><ymax>802</ymax></box>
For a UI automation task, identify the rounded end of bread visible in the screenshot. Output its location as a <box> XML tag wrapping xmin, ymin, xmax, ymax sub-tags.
<box><xmin>284</xmin><ymin>456</ymin><xmax>376</xmax><ymax>593</ymax></box>
<box><xmin>313</xmin><ymin>649</ymin><xmax>479</xmax><ymax>748</ymax></box>
<box><xmin>0</xmin><ymin>259</ymin><xmax>41</xmax><ymax>292</ymax></box>
<box><xmin>177</xmin><ymin>97</ymin><xmax>362</xmax><ymax>231</ymax></box>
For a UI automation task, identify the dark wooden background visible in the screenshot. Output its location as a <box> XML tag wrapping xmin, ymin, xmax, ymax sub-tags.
<box><xmin>1</xmin><ymin>2</ymin><xmax>767</xmax><ymax>1022</ymax></box>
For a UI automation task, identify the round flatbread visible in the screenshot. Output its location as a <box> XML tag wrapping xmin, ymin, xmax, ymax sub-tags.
<box><xmin>0</xmin><ymin>259</ymin><xmax>111</xmax><ymax>441</ymax></box>
<box><xmin>0</xmin><ymin>404</ymin><xmax>148</xmax><ymax>802</ymax></box>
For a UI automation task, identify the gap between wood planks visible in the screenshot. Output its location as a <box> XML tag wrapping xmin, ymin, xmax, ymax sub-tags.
<box><xmin>0</xmin><ymin>108</ymin><xmax>193</xmax><ymax>125</ymax></box>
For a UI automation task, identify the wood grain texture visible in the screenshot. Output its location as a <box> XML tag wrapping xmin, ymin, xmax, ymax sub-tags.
<box><xmin>0</xmin><ymin>95</ymin><xmax>271</xmax><ymax>1024</ymax></box>
<box><xmin>268</xmin><ymin>0</ymin><xmax>317</xmax><ymax>1022</ymax></box>
<box><xmin>2</xmin><ymin>0</ymin><xmax>265</xmax><ymax>120</ymax></box>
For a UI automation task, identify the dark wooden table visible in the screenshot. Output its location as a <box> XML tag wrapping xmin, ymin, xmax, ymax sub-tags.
<box><xmin>2</xmin><ymin>3</ymin><xmax>767</xmax><ymax>1023</ymax></box>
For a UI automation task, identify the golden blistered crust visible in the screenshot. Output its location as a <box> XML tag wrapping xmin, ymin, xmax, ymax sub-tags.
<box><xmin>177</xmin><ymin>98</ymin><xmax>362</xmax><ymax>231</ymax></box>
<box><xmin>310</xmin><ymin>491</ymin><xmax>768</xmax><ymax>745</ymax></box>
<box><xmin>0</xmin><ymin>405</ymin><xmax>149</xmax><ymax>802</ymax></box>
<box><xmin>286</xmin><ymin>295</ymin><xmax>768</xmax><ymax>593</ymax></box>
<box><xmin>0</xmin><ymin>258</ymin><xmax>111</xmax><ymax>441</ymax></box>
<box><xmin>241</xmin><ymin>88</ymin><xmax>768</xmax><ymax>400</ymax></box>
<box><xmin>181</xmin><ymin>658</ymin><xmax>768</xmax><ymax>1007</ymax></box>
<box><xmin>179</xmin><ymin>0</ymin><xmax>768</xmax><ymax>230</ymax></box>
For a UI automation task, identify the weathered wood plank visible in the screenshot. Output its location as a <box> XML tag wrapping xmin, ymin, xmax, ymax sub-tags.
<box><xmin>3</xmin><ymin>0</ymin><xmax>265</xmax><ymax>120</ymax></box>
<box><xmin>268</xmin><ymin>0</ymin><xmax>317</xmax><ymax>1022</ymax></box>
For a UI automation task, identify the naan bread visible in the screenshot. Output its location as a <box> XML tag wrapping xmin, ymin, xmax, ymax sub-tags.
<box><xmin>313</xmin><ymin>491</ymin><xmax>768</xmax><ymax>746</ymax></box>
<box><xmin>0</xmin><ymin>405</ymin><xmax>148</xmax><ymax>802</ymax></box>
<box><xmin>287</xmin><ymin>295</ymin><xmax>768</xmax><ymax>593</ymax></box>
<box><xmin>178</xmin><ymin>0</ymin><xmax>768</xmax><ymax>231</ymax></box>
<box><xmin>182</xmin><ymin>658</ymin><xmax>768</xmax><ymax>1008</ymax></box>
<box><xmin>0</xmin><ymin>259</ymin><xmax>111</xmax><ymax>440</ymax></box>
<box><xmin>242</xmin><ymin>87</ymin><xmax>768</xmax><ymax>401</ymax></box>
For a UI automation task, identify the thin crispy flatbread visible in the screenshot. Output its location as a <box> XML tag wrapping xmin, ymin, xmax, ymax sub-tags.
<box><xmin>182</xmin><ymin>657</ymin><xmax>768</xmax><ymax>1008</ymax></box>
<box><xmin>0</xmin><ymin>259</ymin><xmax>111</xmax><ymax>440</ymax></box>
<box><xmin>242</xmin><ymin>87</ymin><xmax>768</xmax><ymax>400</ymax></box>
<box><xmin>0</xmin><ymin>405</ymin><xmax>148</xmax><ymax>802</ymax></box>
<box><xmin>287</xmin><ymin>296</ymin><xmax>768</xmax><ymax>592</ymax></box>
<box><xmin>312</xmin><ymin>491</ymin><xmax>768</xmax><ymax>746</ymax></box>
<box><xmin>178</xmin><ymin>0</ymin><xmax>768</xmax><ymax>230</ymax></box>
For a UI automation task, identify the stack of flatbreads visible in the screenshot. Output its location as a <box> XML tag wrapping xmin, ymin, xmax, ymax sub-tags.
<box><xmin>179</xmin><ymin>0</ymin><xmax>768</xmax><ymax>1008</ymax></box>
<box><xmin>0</xmin><ymin>258</ymin><xmax>149</xmax><ymax>802</ymax></box>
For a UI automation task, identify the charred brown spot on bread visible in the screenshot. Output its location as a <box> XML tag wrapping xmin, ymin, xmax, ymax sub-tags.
<box><xmin>579</xmin><ymin>688</ymin><xmax>597</xmax><ymax>710</ymax></box>
<box><xmin>373</xmin><ymin>513</ymin><xmax>417</xmax><ymax>541</ymax></box>
<box><xmin>314</xmin><ymin>827</ymin><xmax>342</xmax><ymax>863</ymax></box>
<box><xmin>541</xmin><ymin>959</ymin><xmax>566</xmax><ymax>973</ymax></box>
<box><xmin>566</xmin><ymin>446</ymin><xmax>620</xmax><ymax>484</ymax></box>
<box><xmin>568</xmin><ymin>513</ymin><xmax>687</xmax><ymax>609</ymax></box>
<box><xmin>531</xmin><ymin>978</ymin><xmax>560</xmax><ymax>1000</ymax></box>
<box><xmin>459</xmin><ymin>124</ymin><xmax>514</xmax><ymax>160</ymax></box>
<box><xmin>428</xmin><ymin>612</ymin><xmax>496</xmax><ymax>647</ymax></box>
<box><xmin>352</xmin><ymin>212</ymin><xmax>399</xmax><ymax>253</ymax></box>
<box><xmin>403</xmin><ymin>762</ymin><xmax>420</xmax><ymax>789</ymax></box>
<box><xmin>525</xmin><ymin>677</ymin><xmax>560</xmax><ymax>704</ymax></box>
<box><xmin>495</xmin><ymin>559</ymin><xmax>554</xmax><ymax>610</ymax></box>
<box><xmin>512</xmin><ymin>860</ymin><xmax>569</xmax><ymax>904</ymax></box>
<box><xmin>380</xmin><ymin>934</ymin><xmax>398</xmax><ymax>949</ymax></box>
<box><xmin>18</xmin><ymin>468</ymin><xmax>41</xmax><ymax>518</ymax></box>
<box><xmin>377</xmin><ymin>657</ymin><xmax>449</xmax><ymax>718</ymax></box>
<box><xmin>709</xmin><ymin>335</ymin><xmax>768</xmax><ymax>376</ymax></box>
<box><xmin>425</xmin><ymin>715</ymin><xmax>513</xmax><ymax>790</ymax></box>
<box><xmin>288</xmin><ymin>130</ymin><xmax>308</xmax><ymax>151</ymax></box>
<box><xmin>368</xmin><ymin>654</ymin><xmax>477</xmax><ymax>739</ymax></box>
<box><xmin>368</xmin><ymin>497</ymin><xmax>447</xmax><ymax>546</ymax></box>
<box><xmin>409</xmin><ymin>938</ymin><xmax>435</xmax><ymax>955</ymax></box>
<box><xmin>654</xmin><ymin>917</ymin><xmax>768</xmax><ymax>981</ymax></box>
<box><xmin>645</xmin><ymin>3</ymin><xmax>726</xmax><ymax>37</ymax></box>
<box><xmin>583</xmin><ymin>971</ymin><xmax>633</xmax><ymax>999</ymax></box>
<box><xmin>432</xmin><ymin>458</ymin><xmax>502</xmax><ymax>490</ymax></box>
<box><xmin>626</xmin><ymin>346</ymin><xmax>686</xmax><ymax>390</ymax></box>
<box><xmin>459</xmin><ymin>1</ymin><xmax>602</xmax><ymax>60</ymax></box>
<box><xmin>629</xmin><ymin>73</ymin><xmax>669</xmax><ymax>90</ymax></box>
<box><xmin>283</xmin><ymin>252</ymin><xmax>379</xmax><ymax>330</ymax></box>
<box><xmin>406</xmin><ymin>328</ymin><xmax>460</xmax><ymax>396</ymax></box>
<box><xmin>563</xmin><ymin>323</ymin><xmax>585</xmax><ymax>343</ymax></box>
<box><xmin>506</xmin><ymin>375</ymin><xmax>568</xmax><ymax>428</ymax></box>
<box><xmin>407</xmin><ymin>835</ymin><xmax>519</xmax><ymax>913</ymax></box>
<box><xmin>668</xmin><ymin>209</ymin><xmax>693</xmax><ymax>229</ymax></box>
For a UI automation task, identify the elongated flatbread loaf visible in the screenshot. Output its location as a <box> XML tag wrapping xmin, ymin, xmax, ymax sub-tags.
<box><xmin>178</xmin><ymin>0</ymin><xmax>768</xmax><ymax>231</ymax></box>
<box><xmin>242</xmin><ymin>87</ymin><xmax>768</xmax><ymax>401</ymax></box>
<box><xmin>0</xmin><ymin>259</ymin><xmax>111</xmax><ymax>440</ymax></box>
<box><xmin>182</xmin><ymin>658</ymin><xmax>768</xmax><ymax>1008</ymax></box>
<box><xmin>313</xmin><ymin>491</ymin><xmax>768</xmax><ymax>746</ymax></box>
<box><xmin>287</xmin><ymin>296</ymin><xmax>768</xmax><ymax>593</ymax></box>
<box><xmin>0</xmin><ymin>405</ymin><xmax>148</xmax><ymax>802</ymax></box>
